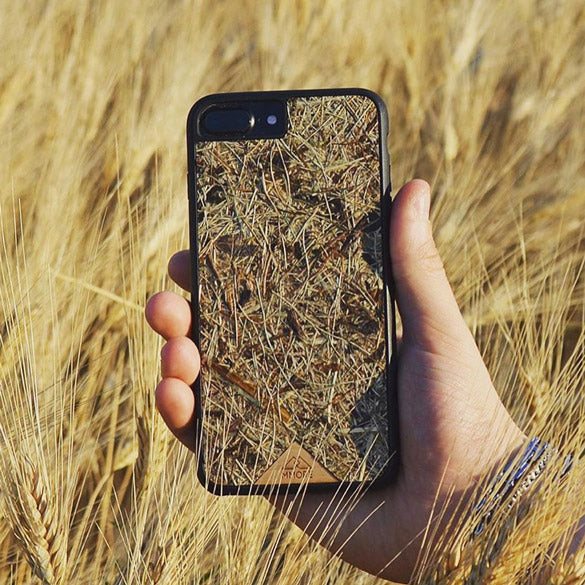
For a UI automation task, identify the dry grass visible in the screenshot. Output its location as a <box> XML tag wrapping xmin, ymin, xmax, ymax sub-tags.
<box><xmin>0</xmin><ymin>0</ymin><xmax>584</xmax><ymax>583</ymax></box>
<box><xmin>196</xmin><ymin>94</ymin><xmax>390</xmax><ymax>487</ymax></box>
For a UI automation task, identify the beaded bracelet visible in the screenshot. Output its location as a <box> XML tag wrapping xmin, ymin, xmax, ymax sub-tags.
<box><xmin>472</xmin><ymin>437</ymin><xmax>573</xmax><ymax>538</ymax></box>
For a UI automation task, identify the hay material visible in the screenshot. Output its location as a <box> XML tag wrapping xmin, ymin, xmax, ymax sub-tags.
<box><xmin>196</xmin><ymin>95</ymin><xmax>391</xmax><ymax>486</ymax></box>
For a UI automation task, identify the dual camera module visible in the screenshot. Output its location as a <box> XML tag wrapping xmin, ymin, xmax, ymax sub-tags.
<box><xmin>197</xmin><ymin>99</ymin><xmax>287</xmax><ymax>140</ymax></box>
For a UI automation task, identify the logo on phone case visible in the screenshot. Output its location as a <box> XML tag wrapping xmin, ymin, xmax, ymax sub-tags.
<box><xmin>255</xmin><ymin>442</ymin><xmax>338</xmax><ymax>485</ymax></box>
<box><xmin>282</xmin><ymin>454</ymin><xmax>311</xmax><ymax>481</ymax></box>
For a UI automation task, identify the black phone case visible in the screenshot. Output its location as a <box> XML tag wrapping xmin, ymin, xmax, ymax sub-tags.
<box><xmin>187</xmin><ymin>89</ymin><xmax>398</xmax><ymax>495</ymax></box>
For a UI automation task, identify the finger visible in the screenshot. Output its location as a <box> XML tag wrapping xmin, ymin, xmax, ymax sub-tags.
<box><xmin>145</xmin><ymin>291</ymin><xmax>191</xmax><ymax>340</ymax></box>
<box><xmin>390</xmin><ymin>180</ymin><xmax>475</xmax><ymax>352</ymax></box>
<box><xmin>168</xmin><ymin>250</ymin><xmax>191</xmax><ymax>292</ymax></box>
<box><xmin>161</xmin><ymin>336</ymin><xmax>200</xmax><ymax>385</ymax></box>
<box><xmin>155</xmin><ymin>377</ymin><xmax>197</xmax><ymax>451</ymax></box>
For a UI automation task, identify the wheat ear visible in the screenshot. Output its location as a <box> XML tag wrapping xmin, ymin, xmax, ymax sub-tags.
<box><xmin>2</xmin><ymin>457</ymin><xmax>67</xmax><ymax>585</ymax></box>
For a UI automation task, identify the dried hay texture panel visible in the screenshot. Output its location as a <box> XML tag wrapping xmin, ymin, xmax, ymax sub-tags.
<box><xmin>195</xmin><ymin>94</ymin><xmax>392</xmax><ymax>487</ymax></box>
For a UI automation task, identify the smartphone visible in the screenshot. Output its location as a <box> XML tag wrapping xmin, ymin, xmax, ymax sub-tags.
<box><xmin>187</xmin><ymin>89</ymin><xmax>398</xmax><ymax>495</ymax></box>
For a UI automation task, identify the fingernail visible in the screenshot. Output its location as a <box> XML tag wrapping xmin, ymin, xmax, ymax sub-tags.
<box><xmin>412</xmin><ymin>184</ymin><xmax>431</xmax><ymax>219</ymax></box>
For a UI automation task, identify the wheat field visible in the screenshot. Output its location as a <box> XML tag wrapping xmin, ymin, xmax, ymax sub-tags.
<box><xmin>0</xmin><ymin>0</ymin><xmax>584</xmax><ymax>583</ymax></box>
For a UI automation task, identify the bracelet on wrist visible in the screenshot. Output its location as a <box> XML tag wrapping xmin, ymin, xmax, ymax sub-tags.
<box><xmin>421</xmin><ymin>438</ymin><xmax>575</xmax><ymax>584</ymax></box>
<box><xmin>472</xmin><ymin>437</ymin><xmax>573</xmax><ymax>538</ymax></box>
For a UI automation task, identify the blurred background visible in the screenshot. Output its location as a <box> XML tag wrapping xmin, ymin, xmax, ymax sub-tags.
<box><xmin>0</xmin><ymin>1</ymin><xmax>584</xmax><ymax>583</ymax></box>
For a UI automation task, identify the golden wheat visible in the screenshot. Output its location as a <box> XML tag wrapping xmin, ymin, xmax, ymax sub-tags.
<box><xmin>0</xmin><ymin>457</ymin><xmax>67</xmax><ymax>585</ymax></box>
<box><xmin>0</xmin><ymin>0</ymin><xmax>584</xmax><ymax>583</ymax></box>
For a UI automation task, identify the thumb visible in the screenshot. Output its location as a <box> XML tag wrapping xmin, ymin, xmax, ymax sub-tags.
<box><xmin>390</xmin><ymin>180</ymin><xmax>473</xmax><ymax>352</ymax></box>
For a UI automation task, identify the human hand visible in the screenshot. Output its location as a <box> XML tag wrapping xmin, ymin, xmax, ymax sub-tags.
<box><xmin>144</xmin><ymin>179</ymin><xmax>525</xmax><ymax>583</ymax></box>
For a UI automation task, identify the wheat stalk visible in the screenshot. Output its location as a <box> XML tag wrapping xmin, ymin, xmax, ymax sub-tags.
<box><xmin>0</xmin><ymin>457</ymin><xmax>67</xmax><ymax>585</ymax></box>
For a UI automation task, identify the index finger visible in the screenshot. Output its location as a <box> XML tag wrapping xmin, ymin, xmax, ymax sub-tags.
<box><xmin>168</xmin><ymin>250</ymin><xmax>191</xmax><ymax>292</ymax></box>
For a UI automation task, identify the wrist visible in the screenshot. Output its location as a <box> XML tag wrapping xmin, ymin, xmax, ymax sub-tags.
<box><xmin>421</xmin><ymin>437</ymin><xmax>573</xmax><ymax>584</ymax></box>
<box><xmin>472</xmin><ymin>437</ymin><xmax>562</xmax><ymax>538</ymax></box>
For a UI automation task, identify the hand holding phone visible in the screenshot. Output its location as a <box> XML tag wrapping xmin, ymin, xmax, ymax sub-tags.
<box><xmin>146</xmin><ymin>176</ymin><xmax>526</xmax><ymax>582</ymax></box>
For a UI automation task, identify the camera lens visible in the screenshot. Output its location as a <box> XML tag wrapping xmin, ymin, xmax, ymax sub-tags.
<box><xmin>196</xmin><ymin>99</ymin><xmax>286</xmax><ymax>140</ymax></box>
<box><xmin>201</xmin><ymin>108</ymin><xmax>254</xmax><ymax>134</ymax></box>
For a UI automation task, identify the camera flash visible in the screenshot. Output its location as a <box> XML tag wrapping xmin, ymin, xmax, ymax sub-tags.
<box><xmin>267</xmin><ymin>114</ymin><xmax>277</xmax><ymax>125</ymax></box>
